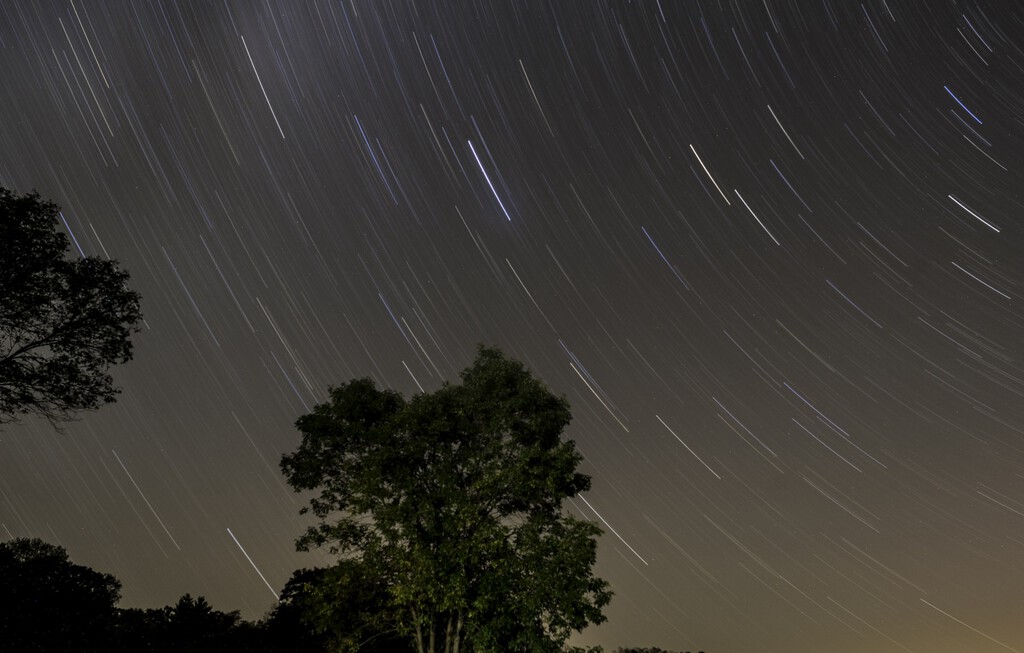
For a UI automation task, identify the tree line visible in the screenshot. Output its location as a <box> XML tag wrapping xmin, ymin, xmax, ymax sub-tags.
<box><xmin>0</xmin><ymin>536</ymin><xmax>410</xmax><ymax>652</ymax></box>
<box><xmin>1</xmin><ymin>187</ymin><xmax>703</xmax><ymax>651</ymax></box>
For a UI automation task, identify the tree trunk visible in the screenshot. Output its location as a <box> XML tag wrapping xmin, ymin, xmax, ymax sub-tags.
<box><xmin>452</xmin><ymin>610</ymin><xmax>464</xmax><ymax>653</ymax></box>
<box><xmin>413</xmin><ymin>607</ymin><xmax>425</xmax><ymax>653</ymax></box>
<box><xmin>443</xmin><ymin>612</ymin><xmax>453</xmax><ymax>653</ymax></box>
<box><xmin>428</xmin><ymin>613</ymin><xmax>436</xmax><ymax>653</ymax></box>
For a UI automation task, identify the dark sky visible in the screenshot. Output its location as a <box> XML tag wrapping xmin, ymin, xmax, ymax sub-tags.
<box><xmin>2</xmin><ymin>1</ymin><xmax>1023</xmax><ymax>651</ymax></box>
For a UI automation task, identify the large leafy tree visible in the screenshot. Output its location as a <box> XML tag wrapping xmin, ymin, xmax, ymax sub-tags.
<box><xmin>0</xmin><ymin>187</ymin><xmax>142</xmax><ymax>425</ymax></box>
<box><xmin>0</xmin><ymin>538</ymin><xmax>122</xmax><ymax>652</ymax></box>
<box><xmin>281</xmin><ymin>346</ymin><xmax>612</xmax><ymax>653</ymax></box>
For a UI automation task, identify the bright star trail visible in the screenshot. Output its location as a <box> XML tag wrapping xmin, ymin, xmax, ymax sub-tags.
<box><xmin>1</xmin><ymin>2</ymin><xmax>1023</xmax><ymax>652</ymax></box>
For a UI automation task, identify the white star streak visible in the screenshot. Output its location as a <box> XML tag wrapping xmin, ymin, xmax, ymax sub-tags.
<box><xmin>767</xmin><ymin>104</ymin><xmax>805</xmax><ymax>159</ymax></box>
<box><xmin>920</xmin><ymin>599</ymin><xmax>1019</xmax><ymax>652</ymax></box>
<box><xmin>227</xmin><ymin>528</ymin><xmax>279</xmax><ymax>600</ymax></box>
<box><xmin>569</xmin><ymin>361</ymin><xmax>630</xmax><ymax>433</ymax></box>
<box><xmin>468</xmin><ymin>139</ymin><xmax>512</xmax><ymax>221</ymax></box>
<box><xmin>656</xmin><ymin>415</ymin><xmax>722</xmax><ymax>479</ymax></box>
<box><xmin>241</xmin><ymin>35</ymin><xmax>285</xmax><ymax>140</ymax></box>
<box><xmin>734</xmin><ymin>189</ymin><xmax>781</xmax><ymax>246</ymax></box>
<box><xmin>948</xmin><ymin>194</ymin><xmax>1000</xmax><ymax>232</ymax></box>
<box><xmin>112</xmin><ymin>450</ymin><xmax>181</xmax><ymax>551</ymax></box>
<box><xmin>576</xmin><ymin>493</ymin><xmax>648</xmax><ymax>565</ymax></box>
<box><xmin>689</xmin><ymin>143</ymin><xmax>731</xmax><ymax>205</ymax></box>
<box><xmin>951</xmin><ymin>261</ymin><xmax>1011</xmax><ymax>299</ymax></box>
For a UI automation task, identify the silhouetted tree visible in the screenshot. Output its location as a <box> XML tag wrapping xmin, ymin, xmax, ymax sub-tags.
<box><xmin>158</xmin><ymin>594</ymin><xmax>245</xmax><ymax>652</ymax></box>
<box><xmin>262</xmin><ymin>568</ymin><xmax>333</xmax><ymax>653</ymax></box>
<box><xmin>265</xmin><ymin>564</ymin><xmax>414</xmax><ymax>653</ymax></box>
<box><xmin>281</xmin><ymin>346</ymin><xmax>612</xmax><ymax>653</ymax></box>
<box><xmin>1</xmin><ymin>537</ymin><xmax>293</xmax><ymax>652</ymax></box>
<box><xmin>0</xmin><ymin>187</ymin><xmax>142</xmax><ymax>425</ymax></box>
<box><xmin>0</xmin><ymin>538</ymin><xmax>121</xmax><ymax>652</ymax></box>
<box><xmin>111</xmin><ymin>607</ymin><xmax>166</xmax><ymax>652</ymax></box>
<box><xmin>112</xmin><ymin>595</ymin><xmax>258</xmax><ymax>653</ymax></box>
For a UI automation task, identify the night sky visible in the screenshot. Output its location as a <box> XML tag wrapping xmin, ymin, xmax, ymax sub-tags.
<box><xmin>2</xmin><ymin>1</ymin><xmax>1023</xmax><ymax>651</ymax></box>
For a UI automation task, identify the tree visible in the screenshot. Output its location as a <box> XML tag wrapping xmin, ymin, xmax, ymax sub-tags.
<box><xmin>281</xmin><ymin>346</ymin><xmax>612</xmax><ymax>653</ymax></box>
<box><xmin>1</xmin><ymin>537</ymin><xmax>280</xmax><ymax>652</ymax></box>
<box><xmin>157</xmin><ymin>594</ymin><xmax>248</xmax><ymax>652</ymax></box>
<box><xmin>111</xmin><ymin>607</ymin><xmax>168</xmax><ymax>653</ymax></box>
<box><xmin>265</xmin><ymin>564</ymin><xmax>415</xmax><ymax>653</ymax></box>
<box><xmin>0</xmin><ymin>187</ymin><xmax>142</xmax><ymax>425</ymax></box>
<box><xmin>0</xmin><ymin>538</ymin><xmax>122</xmax><ymax>652</ymax></box>
<box><xmin>262</xmin><ymin>569</ymin><xmax>333</xmax><ymax>653</ymax></box>
<box><xmin>113</xmin><ymin>595</ymin><xmax>260</xmax><ymax>653</ymax></box>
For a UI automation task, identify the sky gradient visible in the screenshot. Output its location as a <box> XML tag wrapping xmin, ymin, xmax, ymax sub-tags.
<box><xmin>2</xmin><ymin>2</ymin><xmax>1023</xmax><ymax>651</ymax></box>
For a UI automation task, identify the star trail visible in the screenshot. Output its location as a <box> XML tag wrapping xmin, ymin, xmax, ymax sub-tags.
<box><xmin>2</xmin><ymin>2</ymin><xmax>1023</xmax><ymax>651</ymax></box>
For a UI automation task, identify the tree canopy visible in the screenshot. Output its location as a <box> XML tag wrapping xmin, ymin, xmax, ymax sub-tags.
<box><xmin>0</xmin><ymin>538</ymin><xmax>122</xmax><ymax>652</ymax></box>
<box><xmin>268</xmin><ymin>563</ymin><xmax>415</xmax><ymax>653</ymax></box>
<box><xmin>0</xmin><ymin>187</ymin><xmax>142</xmax><ymax>425</ymax></box>
<box><xmin>280</xmin><ymin>346</ymin><xmax>612</xmax><ymax>653</ymax></box>
<box><xmin>0</xmin><ymin>537</ymin><xmax>273</xmax><ymax>652</ymax></box>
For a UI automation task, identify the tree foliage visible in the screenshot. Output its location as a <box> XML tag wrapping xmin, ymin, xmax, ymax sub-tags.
<box><xmin>0</xmin><ymin>538</ymin><xmax>267</xmax><ymax>653</ymax></box>
<box><xmin>281</xmin><ymin>346</ymin><xmax>612</xmax><ymax>653</ymax></box>
<box><xmin>112</xmin><ymin>595</ymin><xmax>256</xmax><ymax>653</ymax></box>
<box><xmin>0</xmin><ymin>538</ymin><xmax>122</xmax><ymax>652</ymax></box>
<box><xmin>261</xmin><ymin>568</ymin><xmax>334</xmax><ymax>652</ymax></box>
<box><xmin>266</xmin><ymin>564</ymin><xmax>415</xmax><ymax>653</ymax></box>
<box><xmin>0</xmin><ymin>187</ymin><xmax>142</xmax><ymax>425</ymax></box>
